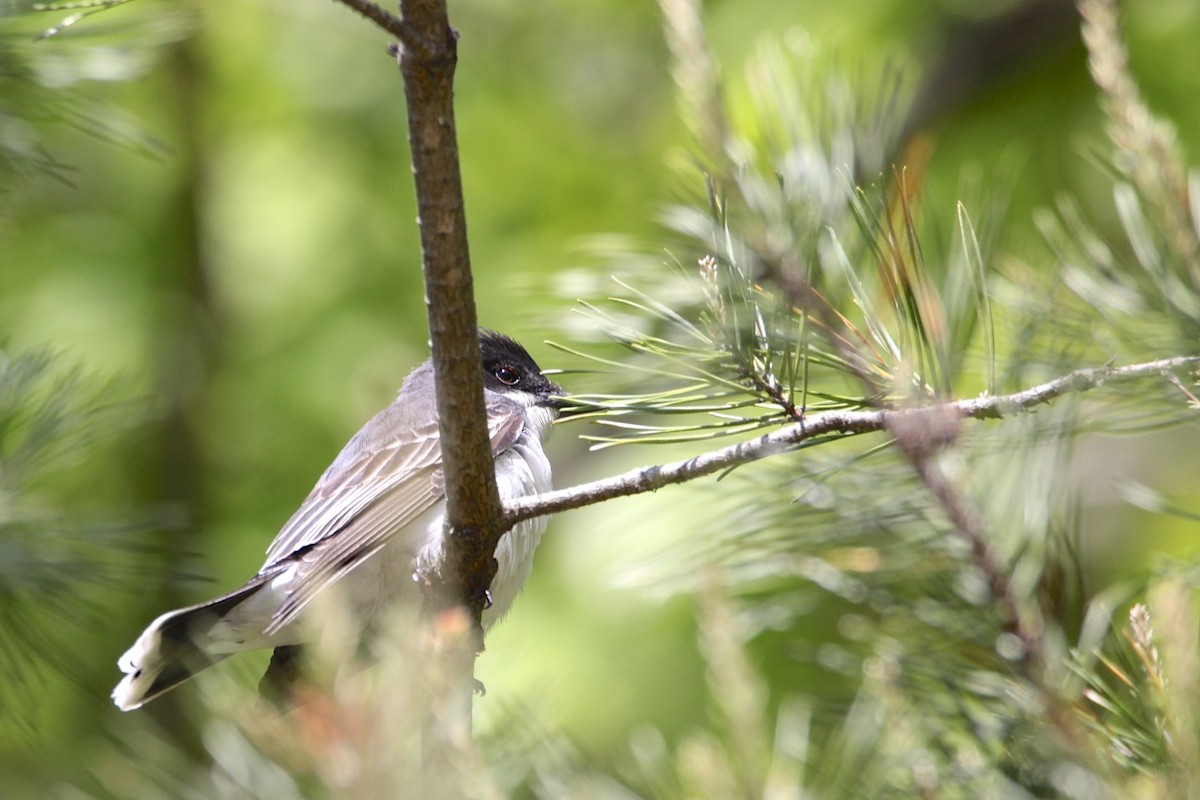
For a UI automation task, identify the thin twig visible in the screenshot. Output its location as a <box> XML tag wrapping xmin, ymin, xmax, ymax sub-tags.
<box><xmin>332</xmin><ymin>0</ymin><xmax>422</xmax><ymax>51</ymax></box>
<box><xmin>505</xmin><ymin>355</ymin><xmax>1200</xmax><ymax>525</ymax></box>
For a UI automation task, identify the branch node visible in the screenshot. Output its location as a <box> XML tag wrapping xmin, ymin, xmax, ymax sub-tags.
<box><xmin>886</xmin><ymin>404</ymin><xmax>963</xmax><ymax>459</ymax></box>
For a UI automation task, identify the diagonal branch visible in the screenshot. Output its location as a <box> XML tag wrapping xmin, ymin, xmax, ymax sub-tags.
<box><xmin>888</xmin><ymin>410</ymin><xmax>1094</xmax><ymax>756</ymax></box>
<box><xmin>504</xmin><ymin>355</ymin><xmax>1200</xmax><ymax>526</ymax></box>
<box><xmin>887</xmin><ymin>403</ymin><xmax>1042</xmax><ymax>658</ymax></box>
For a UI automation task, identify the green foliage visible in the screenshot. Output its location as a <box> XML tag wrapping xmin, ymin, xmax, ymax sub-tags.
<box><xmin>1036</xmin><ymin>0</ymin><xmax>1200</xmax><ymax>359</ymax></box>
<box><xmin>556</xmin><ymin>44</ymin><xmax>1000</xmax><ymax>448</ymax></box>
<box><xmin>541</xmin><ymin>1</ymin><xmax>1200</xmax><ymax>798</ymax></box>
<box><xmin>0</xmin><ymin>0</ymin><xmax>187</xmax><ymax>200</ymax></box>
<box><xmin>2</xmin><ymin>0</ymin><xmax>1200</xmax><ymax>797</ymax></box>
<box><xmin>0</xmin><ymin>347</ymin><xmax>146</xmax><ymax>742</ymax></box>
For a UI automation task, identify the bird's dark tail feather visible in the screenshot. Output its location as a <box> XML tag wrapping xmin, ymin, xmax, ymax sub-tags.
<box><xmin>112</xmin><ymin>576</ymin><xmax>271</xmax><ymax>711</ymax></box>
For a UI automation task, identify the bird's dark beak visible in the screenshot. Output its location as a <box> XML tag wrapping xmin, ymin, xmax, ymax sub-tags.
<box><xmin>540</xmin><ymin>380</ymin><xmax>570</xmax><ymax>410</ymax></box>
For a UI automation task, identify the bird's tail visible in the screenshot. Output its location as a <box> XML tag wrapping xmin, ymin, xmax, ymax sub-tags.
<box><xmin>112</xmin><ymin>576</ymin><xmax>271</xmax><ymax>711</ymax></box>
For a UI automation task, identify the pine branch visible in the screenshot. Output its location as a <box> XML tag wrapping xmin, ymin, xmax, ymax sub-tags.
<box><xmin>881</xmin><ymin>412</ymin><xmax>1099</xmax><ymax>770</ymax></box>
<box><xmin>505</xmin><ymin>355</ymin><xmax>1199</xmax><ymax>525</ymax></box>
<box><xmin>1078</xmin><ymin>0</ymin><xmax>1198</xmax><ymax>273</ymax></box>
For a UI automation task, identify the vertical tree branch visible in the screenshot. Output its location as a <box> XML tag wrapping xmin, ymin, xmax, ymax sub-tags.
<box><xmin>395</xmin><ymin>1</ymin><xmax>504</xmax><ymax>624</ymax></box>
<box><xmin>390</xmin><ymin>1</ymin><xmax>504</xmax><ymax>768</ymax></box>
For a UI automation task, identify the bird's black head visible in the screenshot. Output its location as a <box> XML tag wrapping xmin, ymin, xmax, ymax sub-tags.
<box><xmin>480</xmin><ymin>330</ymin><xmax>564</xmax><ymax>404</ymax></box>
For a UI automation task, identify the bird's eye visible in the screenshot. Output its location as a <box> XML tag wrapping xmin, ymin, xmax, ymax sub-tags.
<box><xmin>494</xmin><ymin>365</ymin><xmax>521</xmax><ymax>386</ymax></box>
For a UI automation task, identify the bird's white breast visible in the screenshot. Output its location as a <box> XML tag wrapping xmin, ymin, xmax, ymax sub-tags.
<box><xmin>485</xmin><ymin>424</ymin><xmax>553</xmax><ymax>625</ymax></box>
<box><xmin>350</xmin><ymin>403</ymin><xmax>554</xmax><ymax>629</ymax></box>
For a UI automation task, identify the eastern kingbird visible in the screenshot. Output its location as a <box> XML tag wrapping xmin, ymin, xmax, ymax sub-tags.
<box><xmin>113</xmin><ymin>331</ymin><xmax>562</xmax><ymax>711</ymax></box>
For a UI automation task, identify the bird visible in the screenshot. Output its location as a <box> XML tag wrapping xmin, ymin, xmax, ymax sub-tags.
<box><xmin>113</xmin><ymin>330</ymin><xmax>563</xmax><ymax>711</ymax></box>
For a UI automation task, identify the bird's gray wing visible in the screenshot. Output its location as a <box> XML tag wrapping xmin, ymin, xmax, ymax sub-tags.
<box><xmin>261</xmin><ymin>396</ymin><xmax>527</xmax><ymax>634</ymax></box>
<box><xmin>263</xmin><ymin>416</ymin><xmax>443</xmax><ymax>568</ymax></box>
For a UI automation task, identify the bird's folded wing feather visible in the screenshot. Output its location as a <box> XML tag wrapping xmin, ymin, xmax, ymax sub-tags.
<box><xmin>263</xmin><ymin>420</ymin><xmax>442</xmax><ymax>568</ymax></box>
<box><xmin>260</xmin><ymin>397</ymin><xmax>527</xmax><ymax>633</ymax></box>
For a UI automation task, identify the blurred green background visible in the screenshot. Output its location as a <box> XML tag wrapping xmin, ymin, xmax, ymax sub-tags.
<box><xmin>1</xmin><ymin>0</ymin><xmax>1198</xmax><ymax>792</ymax></box>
